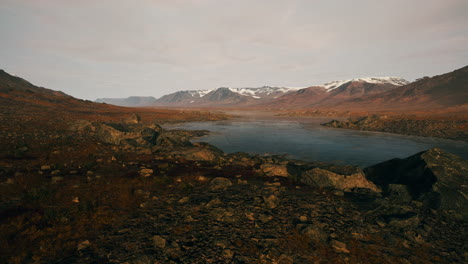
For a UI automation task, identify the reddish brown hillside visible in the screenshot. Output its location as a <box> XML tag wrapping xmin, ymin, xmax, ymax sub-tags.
<box><xmin>258</xmin><ymin>82</ymin><xmax>399</xmax><ymax>109</ymax></box>
<box><xmin>334</xmin><ymin>66</ymin><xmax>468</xmax><ymax>112</ymax></box>
<box><xmin>0</xmin><ymin>70</ymin><xmax>227</xmax><ymax>124</ymax></box>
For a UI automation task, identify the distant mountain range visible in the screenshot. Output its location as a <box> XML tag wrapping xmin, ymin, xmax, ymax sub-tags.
<box><xmin>2</xmin><ymin>65</ymin><xmax>466</xmax><ymax>114</ymax></box>
<box><xmin>95</xmin><ymin>77</ymin><xmax>410</xmax><ymax>108</ymax></box>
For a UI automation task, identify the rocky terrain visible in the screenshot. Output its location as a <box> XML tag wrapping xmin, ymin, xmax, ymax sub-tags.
<box><xmin>1</xmin><ymin>114</ymin><xmax>467</xmax><ymax>263</ymax></box>
<box><xmin>1</xmin><ymin>69</ymin><xmax>467</xmax><ymax>263</ymax></box>
<box><xmin>322</xmin><ymin>115</ymin><xmax>468</xmax><ymax>142</ymax></box>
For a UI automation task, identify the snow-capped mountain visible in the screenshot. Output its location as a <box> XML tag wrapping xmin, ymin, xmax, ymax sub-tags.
<box><xmin>257</xmin><ymin>77</ymin><xmax>410</xmax><ymax>109</ymax></box>
<box><xmin>320</xmin><ymin>77</ymin><xmax>410</xmax><ymax>91</ymax></box>
<box><xmin>95</xmin><ymin>76</ymin><xmax>411</xmax><ymax>108</ymax></box>
<box><xmin>153</xmin><ymin>86</ymin><xmax>300</xmax><ymax>106</ymax></box>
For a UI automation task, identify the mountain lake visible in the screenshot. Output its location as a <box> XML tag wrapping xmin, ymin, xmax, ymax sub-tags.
<box><xmin>163</xmin><ymin>112</ymin><xmax>468</xmax><ymax>167</ymax></box>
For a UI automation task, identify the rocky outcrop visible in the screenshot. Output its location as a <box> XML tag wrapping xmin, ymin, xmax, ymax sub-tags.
<box><xmin>322</xmin><ymin>115</ymin><xmax>468</xmax><ymax>142</ymax></box>
<box><xmin>168</xmin><ymin>143</ymin><xmax>224</xmax><ymax>162</ymax></box>
<box><xmin>71</xmin><ymin>120</ymin><xmax>209</xmax><ymax>152</ymax></box>
<box><xmin>300</xmin><ymin>167</ymin><xmax>380</xmax><ymax>192</ymax></box>
<box><xmin>365</xmin><ymin>148</ymin><xmax>468</xmax><ymax>219</ymax></box>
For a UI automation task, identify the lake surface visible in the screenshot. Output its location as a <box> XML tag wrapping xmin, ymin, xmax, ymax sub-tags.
<box><xmin>164</xmin><ymin>116</ymin><xmax>468</xmax><ymax>167</ymax></box>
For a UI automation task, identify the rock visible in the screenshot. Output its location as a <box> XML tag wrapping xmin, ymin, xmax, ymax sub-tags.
<box><xmin>170</xmin><ymin>143</ymin><xmax>223</xmax><ymax>162</ymax></box>
<box><xmin>258</xmin><ymin>214</ymin><xmax>273</xmax><ymax>223</ymax></box>
<box><xmin>40</xmin><ymin>165</ymin><xmax>51</xmax><ymax>171</ymax></box>
<box><xmin>331</xmin><ymin>189</ymin><xmax>345</xmax><ymax>196</ymax></box>
<box><xmin>388</xmin><ymin>216</ymin><xmax>421</xmax><ymax>229</ymax></box>
<box><xmin>300</xmin><ymin>225</ymin><xmax>328</xmax><ymax>242</ymax></box>
<box><xmin>178</xmin><ymin>197</ymin><xmax>190</xmax><ymax>204</ymax></box>
<box><xmin>210</xmin><ymin>208</ymin><xmax>234</xmax><ymax>222</ymax></box>
<box><xmin>128</xmin><ymin>255</ymin><xmax>156</xmax><ymax>264</ymax></box>
<box><xmin>94</xmin><ymin>123</ymin><xmax>161</xmax><ymax>148</ymax></box>
<box><xmin>277</xmin><ymin>254</ymin><xmax>294</xmax><ymax>264</ymax></box>
<box><xmin>126</xmin><ymin>113</ymin><xmax>141</xmax><ymax>124</ymax></box>
<box><xmin>222</xmin><ymin>249</ymin><xmax>234</xmax><ymax>259</ymax></box>
<box><xmin>51</xmin><ymin>176</ymin><xmax>63</xmax><ymax>183</ymax></box>
<box><xmin>77</xmin><ymin>240</ymin><xmax>90</xmax><ymax>251</ymax></box>
<box><xmin>330</xmin><ymin>240</ymin><xmax>350</xmax><ymax>254</ymax></box>
<box><xmin>260</xmin><ymin>163</ymin><xmax>290</xmax><ymax>177</ymax></box>
<box><xmin>365</xmin><ymin>148</ymin><xmax>468</xmax><ymax>219</ymax></box>
<box><xmin>209</xmin><ymin>177</ymin><xmax>232</xmax><ymax>191</ymax></box>
<box><xmin>300</xmin><ymin>167</ymin><xmax>380</xmax><ymax>192</ymax></box>
<box><xmin>152</xmin><ymin>235</ymin><xmax>166</xmax><ymax>249</ymax></box>
<box><xmin>263</xmin><ymin>194</ymin><xmax>280</xmax><ymax>209</ymax></box>
<box><xmin>387</xmin><ymin>184</ymin><xmax>412</xmax><ymax>202</ymax></box>
<box><xmin>214</xmin><ymin>240</ymin><xmax>228</xmax><ymax>248</ymax></box>
<box><xmin>205</xmin><ymin>198</ymin><xmax>222</xmax><ymax>208</ymax></box>
<box><xmin>139</xmin><ymin>168</ymin><xmax>153</xmax><ymax>177</ymax></box>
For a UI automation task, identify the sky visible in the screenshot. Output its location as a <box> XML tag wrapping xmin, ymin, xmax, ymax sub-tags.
<box><xmin>1</xmin><ymin>0</ymin><xmax>467</xmax><ymax>100</ymax></box>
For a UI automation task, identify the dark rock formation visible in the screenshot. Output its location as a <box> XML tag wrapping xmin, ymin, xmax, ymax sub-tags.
<box><xmin>365</xmin><ymin>148</ymin><xmax>468</xmax><ymax>219</ymax></box>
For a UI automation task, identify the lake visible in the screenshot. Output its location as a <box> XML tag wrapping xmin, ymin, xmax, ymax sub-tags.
<box><xmin>163</xmin><ymin>115</ymin><xmax>468</xmax><ymax>167</ymax></box>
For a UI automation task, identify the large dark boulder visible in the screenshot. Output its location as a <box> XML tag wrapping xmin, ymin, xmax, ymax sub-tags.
<box><xmin>364</xmin><ymin>148</ymin><xmax>468</xmax><ymax>219</ymax></box>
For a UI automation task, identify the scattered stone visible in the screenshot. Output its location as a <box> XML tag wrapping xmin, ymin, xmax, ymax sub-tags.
<box><xmin>139</xmin><ymin>168</ymin><xmax>153</xmax><ymax>177</ymax></box>
<box><xmin>263</xmin><ymin>194</ymin><xmax>280</xmax><ymax>209</ymax></box>
<box><xmin>214</xmin><ymin>240</ymin><xmax>228</xmax><ymax>248</ymax></box>
<box><xmin>77</xmin><ymin>240</ymin><xmax>90</xmax><ymax>251</ymax></box>
<box><xmin>152</xmin><ymin>235</ymin><xmax>166</xmax><ymax>249</ymax></box>
<box><xmin>209</xmin><ymin>177</ymin><xmax>232</xmax><ymax>190</ymax></box>
<box><xmin>277</xmin><ymin>254</ymin><xmax>294</xmax><ymax>264</ymax></box>
<box><xmin>51</xmin><ymin>176</ymin><xmax>63</xmax><ymax>183</ymax></box>
<box><xmin>222</xmin><ymin>249</ymin><xmax>234</xmax><ymax>259</ymax></box>
<box><xmin>245</xmin><ymin>212</ymin><xmax>255</xmax><ymax>221</ymax></box>
<box><xmin>205</xmin><ymin>198</ymin><xmax>222</xmax><ymax>208</ymax></box>
<box><xmin>40</xmin><ymin>165</ymin><xmax>51</xmax><ymax>171</ymax></box>
<box><xmin>238</xmin><ymin>179</ymin><xmax>248</xmax><ymax>184</ymax></box>
<box><xmin>331</xmin><ymin>189</ymin><xmax>345</xmax><ymax>196</ymax></box>
<box><xmin>330</xmin><ymin>240</ymin><xmax>350</xmax><ymax>254</ymax></box>
<box><xmin>301</xmin><ymin>225</ymin><xmax>328</xmax><ymax>242</ymax></box>
<box><xmin>178</xmin><ymin>197</ymin><xmax>190</xmax><ymax>204</ymax></box>
<box><xmin>258</xmin><ymin>214</ymin><xmax>273</xmax><ymax>223</ymax></box>
<box><xmin>260</xmin><ymin>163</ymin><xmax>290</xmax><ymax>177</ymax></box>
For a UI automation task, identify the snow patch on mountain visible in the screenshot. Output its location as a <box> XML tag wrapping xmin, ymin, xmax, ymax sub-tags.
<box><xmin>226</xmin><ymin>86</ymin><xmax>301</xmax><ymax>98</ymax></box>
<box><xmin>186</xmin><ymin>89</ymin><xmax>213</xmax><ymax>97</ymax></box>
<box><xmin>320</xmin><ymin>77</ymin><xmax>409</xmax><ymax>91</ymax></box>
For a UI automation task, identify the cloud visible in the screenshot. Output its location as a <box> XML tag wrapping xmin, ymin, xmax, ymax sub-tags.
<box><xmin>1</xmin><ymin>0</ymin><xmax>467</xmax><ymax>99</ymax></box>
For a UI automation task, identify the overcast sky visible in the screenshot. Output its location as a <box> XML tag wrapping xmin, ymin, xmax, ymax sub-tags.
<box><xmin>1</xmin><ymin>0</ymin><xmax>467</xmax><ymax>100</ymax></box>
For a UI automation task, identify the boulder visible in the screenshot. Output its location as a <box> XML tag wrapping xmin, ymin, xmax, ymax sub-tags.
<box><xmin>209</xmin><ymin>177</ymin><xmax>233</xmax><ymax>191</ymax></box>
<box><xmin>300</xmin><ymin>167</ymin><xmax>380</xmax><ymax>192</ymax></box>
<box><xmin>260</xmin><ymin>163</ymin><xmax>289</xmax><ymax>177</ymax></box>
<box><xmin>364</xmin><ymin>148</ymin><xmax>468</xmax><ymax>219</ymax></box>
<box><xmin>169</xmin><ymin>143</ymin><xmax>224</xmax><ymax>162</ymax></box>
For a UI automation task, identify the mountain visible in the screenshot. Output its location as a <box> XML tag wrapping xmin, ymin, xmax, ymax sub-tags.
<box><xmin>153</xmin><ymin>86</ymin><xmax>300</xmax><ymax>107</ymax></box>
<box><xmin>333</xmin><ymin>66</ymin><xmax>468</xmax><ymax>112</ymax></box>
<box><xmin>258</xmin><ymin>77</ymin><xmax>409</xmax><ymax>109</ymax></box>
<box><xmin>95</xmin><ymin>96</ymin><xmax>157</xmax><ymax>107</ymax></box>
<box><xmin>0</xmin><ymin>70</ymin><xmax>226</xmax><ymax>125</ymax></box>
<box><xmin>0</xmin><ymin>69</ymin><xmax>106</xmax><ymax>111</ymax></box>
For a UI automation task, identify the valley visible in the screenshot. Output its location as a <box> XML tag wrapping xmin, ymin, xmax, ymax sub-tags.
<box><xmin>0</xmin><ymin>68</ymin><xmax>467</xmax><ymax>263</ymax></box>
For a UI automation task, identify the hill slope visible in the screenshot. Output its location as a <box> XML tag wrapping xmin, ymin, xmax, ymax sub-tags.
<box><xmin>334</xmin><ymin>66</ymin><xmax>468</xmax><ymax>112</ymax></box>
